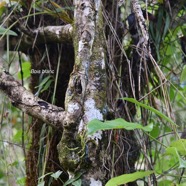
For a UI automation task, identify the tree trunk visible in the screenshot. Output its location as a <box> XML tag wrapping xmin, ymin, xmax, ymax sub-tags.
<box><xmin>0</xmin><ymin>0</ymin><xmax>153</xmax><ymax>185</ymax></box>
<box><xmin>57</xmin><ymin>0</ymin><xmax>108</xmax><ymax>184</ymax></box>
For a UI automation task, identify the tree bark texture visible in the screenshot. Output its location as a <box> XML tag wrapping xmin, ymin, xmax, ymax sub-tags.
<box><xmin>0</xmin><ymin>0</ymin><xmax>139</xmax><ymax>185</ymax></box>
<box><xmin>57</xmin><ymin>1</ymin><xmax>107</xmax><ymax>185</ymax></box>
<box><xmin>3</xmin><ymin>0</ymin><xmax>184</xmax><ymax>185</ymax></box>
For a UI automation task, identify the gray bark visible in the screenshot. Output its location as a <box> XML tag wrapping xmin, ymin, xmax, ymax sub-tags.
<box><xmin>0</xmin><ymin>69</ymin><xmax>65</xmax><ymax>128</ymax></box>
<box><xmin>58</xmin><ymin>0</ymin><xmax>107</xmax><ymax>185</ymax></box>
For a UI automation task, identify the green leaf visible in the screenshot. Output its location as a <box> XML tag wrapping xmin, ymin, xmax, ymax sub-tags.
<box><xmin>105</xmin><ymin>171</ymin><xmax>154</xmax><ymax>186</ymax></box>
<box><xmin>72</xmin><ymin>179</ymin><xmax>81</xmax><ymax>186</ymax></box>
<box><xmin>158</xmin><ymin>180</ymin><xmax>173</xmax><ymax>186</ymax></box>
<box><xmin>165</xmin><ymin>146</ymin><xmax>186</xmax><ymax>169</ymax></box>
<box><xmin>87</xmin><ymin>118</ymin><xmax>153</xmax><ymax>135</ymax></box>
<box><xmin>170</xmin><ymin>139</ymin><xmax>186</xmax><ymax>156</ymax></box>
<box><xmin>35</xmin><ymin>75</ymin><xmax>52</xmax><ymax>88</ymax></box>
<box><xmin>16</xmin><ymin>177</ymin><xmax>26</xmax><ymax>185</ymax></box>
<box><xmin>159</xmin><ymin>144</ymin><xmax>186</xmax><ymax>171</ymax></box>
<box><xmin>178</xmin><ymin>156</ymin><xmax>186</xmax><ymax>169</ymax></box>
<box><xmin>13</xmin><ymin>130</ymin><xmax>22</xmax><ymax>143</ymax></box>
<box><xmin>0</xmin><ymin>27</ymin><xmax>18</xmax><ymax>36</ymax></box>
<box><xmin>180</xmin><ymin>65</ymin><xmax>186</xmax><ymax>83</ymax></box>
<box><xmin>155</xmin><ymin>153</ymin><xmax>178</xmax><ymax>174</ymax></box>
<box><xmin>150</xmin><ymin>124</ymin><xmax>160</xmax><ymax>139</ymax></box>
<box><xmin>40</xmin><ymin>79</ymin><xmax>53</xmax><ymax>93</ymax></box>
<box><xmin>18</xmin><ymin>61</ymin><xmax>31</xmax><ymax>79</ymax></box>
<box><xmin>122</xmin><ymin>98</ymin><xmax>177</xmax><ymax>127</ymax></box>
<box><xmin>51</xmin><ymin>170</ymin><xmax>62</xmax><ymax>180</ymax></box>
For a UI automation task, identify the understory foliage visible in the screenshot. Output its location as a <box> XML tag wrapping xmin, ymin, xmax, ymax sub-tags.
<box><xmin>1</xmin><ymin>0</ymin><xmax>186</xmax><ymax>186</ymax></box>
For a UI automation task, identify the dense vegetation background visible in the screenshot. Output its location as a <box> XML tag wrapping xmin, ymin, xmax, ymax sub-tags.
<box><xmin>1</xmin><ymin>0</ymin><xmax>186</xmax><ymax>185</ymax></box>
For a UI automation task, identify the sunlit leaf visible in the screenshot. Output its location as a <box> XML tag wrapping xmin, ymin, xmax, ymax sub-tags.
<box><xmin>18</xmin><ymin>61</ymin><xmax>31</xmax><ymax>79</ymax></box>
<box><xmin>87</xmin><ymin>118</ymin><xmax>153</xmax><ymax>135</ymax></box>
<box><xmin>16</xmin><ymin>177</ymin><xmax>26</xmax><ymax>185</ymax></box>
<box><xmin>170</xmin><ymin>139</ymin><xmax>186</xmax><ymax>156</ymax></box>
<box><xmin>105</xmin><ymin>171</ymin><xmax>154</xmax><ymax>186</ymax></box>
<box><xmin>155</xmin><ymin>152</ymin><xmax>178</xmax><ymax>174</ymax></box>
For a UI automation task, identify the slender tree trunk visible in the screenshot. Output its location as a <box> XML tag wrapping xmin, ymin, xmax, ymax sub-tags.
<box><xmin>58</xmin><ymin>0</ymin><xmax>107</xmax><ymax>184</ymax></box>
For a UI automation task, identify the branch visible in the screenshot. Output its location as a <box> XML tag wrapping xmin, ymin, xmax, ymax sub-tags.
<box><xmin>33</xmin><ymin>24</ymin><xmax>73</xmax><ymax>44</ymax></box>
<box><xmin>131</xmin><ymin>0</ymin><xmax>149</xmax><ymax>48</ymax></box>
<box><xmin>0</xmin><ymin>69</ymin><xmax>65</xmax><ymax>129</ymax></box>
<box><xmin>8</xmin><ymin>24</ymin><xmax>73</xmax><ymax>52</ymax></box>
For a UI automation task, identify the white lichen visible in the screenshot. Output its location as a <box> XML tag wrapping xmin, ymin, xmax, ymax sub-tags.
<box><xmin>22</xmin><ymin>91</ymin><xmax>35</xmax><ymax>105</ymax></box>
<box><xmin>101</xmin><ymin>51</ymin><xmax>105</xmax><ymax>69</ymax></box>
<box><xmin>89</xmin><ymin>130</ymin><xmax>102</xmax><ymax>143</ymax></box>
<box><xmin>84</xmin><ymin>98</ymin><xmax>103</xmax><ymax>142</ymax></box>
<box><xmin>95</xmin><ymin>0</ymin><xmax>101</xmax><ymax>12</ymax></box>
<box><xmin>90</xmin><ymin>178</ymin><xmax>102</xmax><ymax>186</ymax></box>
<box><xmin>78</xmin><ymin>40</ymin><xmax>84</xmax><ymax>53</ymax></box>
<box><xmin>67</xmin><ymin>102</ymin><xmax>79</xmax><ymax>114</ymax></box>
<box><xmin>84</xmin><ymin>98</ymin><xmax>103</xmax><ymax>121</ymax></box>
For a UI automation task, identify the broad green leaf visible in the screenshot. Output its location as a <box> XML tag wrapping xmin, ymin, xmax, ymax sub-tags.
<box><xmin>165</xmin><ymin>147</ymin><xmax>178</xmax><ymax>157</ymax></box>
<box><xmin>13</xmin><ymin>130</ymin><xmax>23</xmax><ymax>143</ymax></box>
<box><xmin>150</xmin><ymin>124</ymin><xmax>160</xmax><ymax>139</ymax></box>
<box><xmin>105</xmin><ymin>171</ymin><xmax>154</xmax><ymax>186</ymax></box>
<box><xmin>180</xmin><ymin>65</ymin><xmax>186</xmax><ymax>83</ymax></box>
<box><xmin>158</xmin><ymin>180</ymin><xmax>173</xmax><ymax>186</ymax></box>
<box><xmin>87</xmin><ymin>118</ymin><xmax>153</xmax><ymax>135</ymax></box>
<box><xmin>155</xmin><ymin>152</ymin><xmax>178</xmax><ymax>174</ymax></box>
<box><xmin>51</xmin><ymin>170</ymin><xmax>62</xmax><ymax>180</ymax></box>
<box><xmin>165</xmin><ymin>146</ymin><xmax>186</xmax><ymax>169</ymax></box>
<box><xmin>122</xmin><ymin>98</ymin><xmax>177</xmax><ymax>127</ymax></box>
<box><xmin>170</xmin><ymin>139</ymin><xmax>186</xmax><ymax>156</ymax></box>
<box><xmin>0</xmin><ymin>27</ymin><xmax>18</xmax><ymax>36</ymax></box>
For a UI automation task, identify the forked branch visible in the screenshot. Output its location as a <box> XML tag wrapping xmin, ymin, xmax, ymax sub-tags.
<box><xmin>0</xmin><ymin>69</ymin><xmax>65</xmax><ymax>129</ymax></box>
